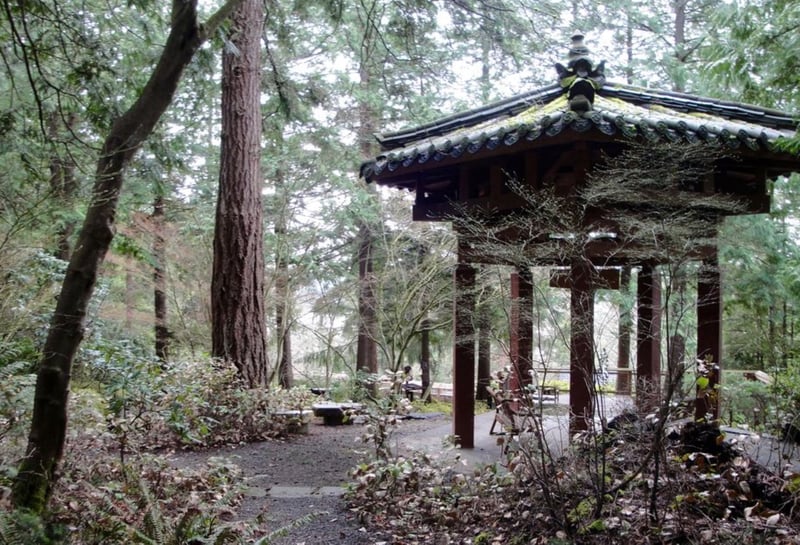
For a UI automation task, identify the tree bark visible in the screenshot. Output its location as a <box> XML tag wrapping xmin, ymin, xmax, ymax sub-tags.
<box><xmin>211</xmin><ymin>0</ymin><xmax>268</xmax><ymax>388</ymax></box>
<box><xmin>11</xmin><ymin>0</ymin><xmax>243</xmax><ymax>512</ymax></box>
<box><xmin>273</xmin><ymin>132</ymin><xmax>293</xmax><ymax>389</ymax></box>
<box><xmin>356</xmin><ymin>220</ymin><xmax>378</xmax><ymax>381</ymax></box>
<box><xmin>125</xmin><ymin>264</ymin><xmax>135</xmax><ymax>330</ymax></box>
<box><xmin>153</xmin><ymin>192</ymin><xmax>169</xmax><ymax>362</ymax></box>
<box><xmin>673</xmin><ymin>0</ymin><xmax>688</xmax><ymax>92</ymax></box>
<box><xmin>355</xmin><ymin>45</ymin><xmax>379</xmax><ymax>385</ymax></box>
<box><xmin>48</xmin><ymin>111</ymin><xmax>78</xmax><ymax>261</ymax></box>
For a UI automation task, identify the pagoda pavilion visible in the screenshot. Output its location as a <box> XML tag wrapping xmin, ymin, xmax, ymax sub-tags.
<box><xmin>360</xmin><ymin>35</ymin><xmax>800</xmax><ymax>448</ymax></box>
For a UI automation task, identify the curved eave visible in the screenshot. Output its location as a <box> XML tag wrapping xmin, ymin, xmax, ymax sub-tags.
<box><xmin>376</xmin><ymin>83</ymin><xmax>563</xmax><ymax>149</ymax></box>
<box><xmin>373</xmin><ymin>82</ymin><xmax>798</xmax><ymax>151</ymax></box>
<box><xmin>603</xmin><ymin>84</ymin><xmax>798</xmax><ymax>129</ymax></box>
<box><xmin>361</xmin><ymin>93</ymin><xmax>799</xmax><ymax>185</ymax></box>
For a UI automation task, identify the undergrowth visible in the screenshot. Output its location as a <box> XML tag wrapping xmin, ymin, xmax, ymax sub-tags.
<box><xmin>0</xmin><ymin>358</ymin><xmax>315</xmax><ymax>544</ymax></box>
<box><xmin>346</xmin><ymin>410</ymin><xmax>800</xmax><ymax>544</ymax></box>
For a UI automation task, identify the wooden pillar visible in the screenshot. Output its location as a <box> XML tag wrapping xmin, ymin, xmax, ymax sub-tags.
<box><xmin>636</xmin><ymin>264</ymin><xmax>662</xmax><ymax>410</ymax></box>
<box><xmin>453</xmin><ymin>263</ymin><xmax>476</xmax><ymax>448</ymax></box>
<box><xmin>616</xmin><ymin>266</ymin><xmax>632</xmax><ymax>395</ymax></box>
<box><xmin>509</xmin><ymin>268</ymin><xmax>533</xmax><ymax>391</ymax></box>
<box><xmin>476</xmin><ymin>305</ymin><xmax>491</xmax><ymax>402</ymax></box>
<box><xmin>696</xmin><ymin>252</ymin><xmax>722</xmax><ymax>420</ymax></box>
<box><xmin>569</xmin><ymin>260</ymin><xmax>595</xmax><ymax>433</ymax></box>
<box><xmin>420</xmin><ymin>318</ymin><xmax>431</xmax><ymax>402</ymax></box>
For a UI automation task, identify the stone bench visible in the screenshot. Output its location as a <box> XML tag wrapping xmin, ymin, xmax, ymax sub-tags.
<box><xmin>273</xmin><ymin>409</ymin><xmax>313</xmax><ymax>434</ymax></box>
<box><xmin>311</xmin><ymin>402</ymin><xmax>364</xmax><ymax>426</ymax></box>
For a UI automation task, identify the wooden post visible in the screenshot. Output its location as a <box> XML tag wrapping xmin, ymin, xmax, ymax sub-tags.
<box><xmin>569</xmin><ymin>259</ymin><xmax>595</xmax><ymax>433</ymax></box>
<box><xmin>696</xmin><ymin>252</ymin><xmax>722</xmax><ymax>420</ymax></box>
<box><xmin>420</xmin><ymin>318</ymin><xmax>431</xmax><ymax>402</ymax></box>
<box><xmin>453</xmin><ymin>263</ymin><xmax>476</xmax><ymax>448</ymax></box>
<box><xmin>476</xmin><ymin>305</ymin><xmax>491</xmax><ymax>403</ymax></box>
<box><xmin>509</xmin><ymin>268</ymin><xmax>533</xmax><ymax>391</ymax></box>
<box><xmin>551</xmin><ymin>265</ymin><xmax>621</xmax><ymax>432</ymax></box>
<box><xmin>616</xmin><ymin>266</ymin><xmax>632</xmax><ymax>395</ymax></box>
<box><xmin>636</xmin><ymin>264</ymin><xmax>662</xmax><ymax>410</ymax></box>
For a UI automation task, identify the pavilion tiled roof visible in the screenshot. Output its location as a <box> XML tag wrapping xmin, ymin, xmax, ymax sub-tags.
<box><xmin>361</xmin><ymin>81</ymin><xmax>799</xmax><ymax>183</ymax></box>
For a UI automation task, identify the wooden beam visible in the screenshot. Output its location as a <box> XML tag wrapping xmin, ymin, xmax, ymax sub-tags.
<box><xmin>550</xmin><ymin>267</ymin><xmax>621</xmax><ymax>290</ymax></box>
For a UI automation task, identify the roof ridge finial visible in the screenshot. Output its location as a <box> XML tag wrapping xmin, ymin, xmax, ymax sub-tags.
<box><xmin>555</xmin><ymin>33</ymin><xmax>606</xmax><ymax>113</ymax></box>
<box><xmin>568</xmin><ymin>32</ymin><xmax>590</xmax><ymax>69</ymax></box>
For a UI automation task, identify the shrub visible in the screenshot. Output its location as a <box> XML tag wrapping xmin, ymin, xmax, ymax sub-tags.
<box><xmin>0</xmin><ymin>361</ymin><xmax>36</xmax><ymax>471</ymax></box>
<box><xmin>53</xmin><ymin>450</ymin><xmax>257</xmax><ymax>544</ymax></box>
<box><xmin>720</xmin><ymin>374</ymin><xmax>772</xmax><ymax>429</ymax></box>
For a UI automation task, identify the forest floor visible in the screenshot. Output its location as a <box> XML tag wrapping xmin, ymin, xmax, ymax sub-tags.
<box><xmin>169</xmin><ymin>412</ymin><xmax>452</xmax><ymax>544</ymax></box>
<box><xmin>167</xmin><ymin>401</ymin><xmax>800</xmax><ymax>545</ymax></box>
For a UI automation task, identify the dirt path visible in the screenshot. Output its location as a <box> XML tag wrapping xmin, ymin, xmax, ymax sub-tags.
<box><xmin>169</xmin><ymin>413</ymin><xmax>450</xmax><ymax>544</ymax></box>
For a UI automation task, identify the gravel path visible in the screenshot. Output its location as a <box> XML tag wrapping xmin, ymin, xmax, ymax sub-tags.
<box><xmin>169</xmin><ymin>413</ymin><xmax>450</xmax><ymax>544</ymax></box>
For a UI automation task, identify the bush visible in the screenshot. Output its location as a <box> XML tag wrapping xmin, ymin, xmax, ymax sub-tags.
<box><xmin>95</xmin><ymin>358</ymin><xmax>316</xmax><ymax>451</ymax></box>
<box><xmin>0</xmin><ymin>361</ymin><xmax>36</xmax><ymax>469</ymax></box>
<box><xmin>0</xmin><ymin>508</ymin><xmax>64</xmax><ymax>544</ymax></box>
<box><xmin>52</xmin><ymin>450</ymin><xmax>257</xmax><ymax>544</ymax></box>
<box><xmin>770</xmin><ymin>362</ymin><xmax>800</xmax><ymax>436</ymax></box>
<box><xmin>721</xmin><ymin>374</ymin><xmax>772</xmax><ymax>429</ymax></box>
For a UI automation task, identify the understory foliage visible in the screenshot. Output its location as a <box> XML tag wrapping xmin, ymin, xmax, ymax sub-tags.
<box><xmin>347</xmin><ymin>408</ymin><xmax>800</xmax><ymax>544</ymax></box>
<box><xmin>51</xmin><ymin>452</ymin><xmax>253</xmax><ymax>544</ymax></box>
<box><xmin>0</xmin><ymin>358</ymin><xmax>312</xmax><ymax>543</ymax></box>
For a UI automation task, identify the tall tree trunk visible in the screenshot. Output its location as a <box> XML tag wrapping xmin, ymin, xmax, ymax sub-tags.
<box><xmin>673</xmin><ymin>0</ymin><xmax>688</xmax><ymax>92</ymax></box>
<box><xmin>211</xmin><ymin>0</ymin><xmax>268</xmax><ymax>388</ymax></box>
<box><xmin>125</xmin><ymin>265</ymin><xmax>135</xmax><ymax>330</ymax></box>
<box><xmin>153</xmin><ymin>192</ymin><xmax>169</xmax><ymax>362</ymax></box>
<box><xmin>356</xmin><ymin>220</ymin><xmax>378</xmax><ymax>380</ymax></box>
<box><xmin>11</xmin><ymin>0</ymin><xmax>242</xmax><ymax>512</ymax></box>
<box><xmin>48</xmin><ymin>111</ymin><xmax>78</xmax><ymax>261</ymax></box>
<box><xmin>275</xmin><ymin>164</ymin><xmax>293</xmax><ymax>388</ymax></box>
<box><xmin>625</xmin><ymin>13</ymin><xmax>634</xmax><ymax>85</ymax></box>
<box><xmin>356</xmin><ymin>46</ymin><xmax>379</xmax><ymax>384</ymax></box>
<box><xmin>479</xmin><ymin>36</ymin><xmax>491</xmax><ymax>103</ymax></box>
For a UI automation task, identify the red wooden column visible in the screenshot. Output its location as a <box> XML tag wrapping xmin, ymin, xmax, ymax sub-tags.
<box><xmin>509</xmin><ymin>268</ymin><xmax>534</xmax><ymax>391</ymax></box>
<box><xmin>569</xmin><ymin>259</ymin><xmax>595</xmax><ymax>433</ymax></box>
<box><xmin>636</xmin><ymin>264</ymin><xmax>662</xmax><ymax>410</ymax></box>
<box><xmin>696</xmin><ymin>251</ymin><xmax>722</xmax><ymax>420</ymax></box>
<box><xmin>616</xmin><ymin>267</ymin><xmax>633</xmax><ymax>395</ymax></box>
<box><xmin>453</xmin><ymin>262</ymin><xmax>476</xmax><ymax>448</ymax></box>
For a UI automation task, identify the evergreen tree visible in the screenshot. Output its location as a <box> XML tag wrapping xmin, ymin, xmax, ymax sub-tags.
<box><xmin>9</xmin><ymin>0</ymin><xmax>244</xmax><ymax>511</ymax></box>
<box><xmin>211</xmin><ymin>0</ymin><xmax>269</xmax><ymax>387</ymax></box>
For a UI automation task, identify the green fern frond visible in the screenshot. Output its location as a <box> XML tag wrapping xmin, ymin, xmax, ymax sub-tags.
<box><xmin>128</xmin><ymin>474</ymin><xmax>166</xmax><ymax>545</ymax></box>
<box><xmin>253</xmin><ymin>511</ymin><xmax>328</xmax><ymax>545</ymax></box>
<box><xmin>0</xmin><ymin>509</ymin><xmax>51</xmax><ymax>545</ymax></box>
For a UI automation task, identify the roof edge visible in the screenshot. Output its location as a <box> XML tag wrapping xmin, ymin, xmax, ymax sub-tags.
<box><xmin>374</xmin><ymin>81</ymin><xmax>799</xmax><ymax>152</ymax></box>
<box><xmin>376</xmin><ymin>83</ymin><xmax>562</xmax><ymax>149</ymax></box>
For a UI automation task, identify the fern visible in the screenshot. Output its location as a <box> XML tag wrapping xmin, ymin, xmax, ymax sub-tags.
<box><xmin>97</xmin><ymin>472</ymin><xmax>247</xmax><ymax>545</ymax></box>
<box><xmin>253</xmin><ymin>511</ymin><xmax>328</xmax><ymax>545</ymax></box>
<box><xmin>0</xmin><ymin>509</ymin><xmax>52</xmax><ymax>545</ymax></box>
<box><xmin>0</xmin><ymin>361</ymin><xmax>35</xmax><ymax>443</ymax></box>
<box><xmin>140</xmin><ymin>486</ymin><xmax>166</xmax><ymax>544</ymax></box>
